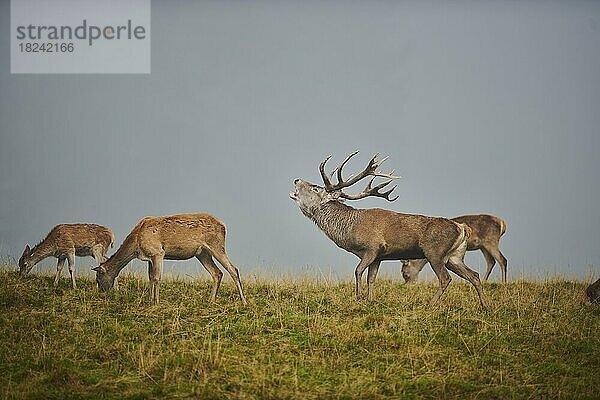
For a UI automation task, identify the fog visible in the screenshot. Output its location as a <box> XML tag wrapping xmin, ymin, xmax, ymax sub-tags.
<box><xmin>1</xmin><ymin>1</ymin><xmax>599</xmax><ymax>281</ymax></box>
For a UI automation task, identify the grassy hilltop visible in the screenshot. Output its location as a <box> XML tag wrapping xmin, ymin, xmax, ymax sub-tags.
<box><xmin>0</xmin><ymin>269</ymin><xmax>599</xmax><ymax>399</ymax></box>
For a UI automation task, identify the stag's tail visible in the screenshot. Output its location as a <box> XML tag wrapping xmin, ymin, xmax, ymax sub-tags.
<box><xmin>445</xmin><ymin>222</ymin><xmax>470</xmax><ymax>263</ymax></box>
<box><xmin>462</xmin><ymin>223</ymin><xmax>473</xmax><ymax>240</ymax></box>
<box><xmin>109</xmin><ymin>231</ymin><xmax>116</xmax><ymax>248</ymax></box>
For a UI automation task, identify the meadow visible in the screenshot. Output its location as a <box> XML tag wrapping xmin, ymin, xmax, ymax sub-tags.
<box><xmin>0</xmin><ymin>268</ymin><xmax>598</xmax><ymax>399</ymax></box>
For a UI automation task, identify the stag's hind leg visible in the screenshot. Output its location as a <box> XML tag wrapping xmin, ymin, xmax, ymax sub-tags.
<box><xmin>209</xmin><ymin>247</ymin><xmax>247</xmax><ymax>305</ymax></box>
<box><xmin>428</xmin><ymin>259</ymin><xmax>452</xmax><ymax>306</ymax></box>
<box><xmin>197</xmin><ymin>250</ymin><xmax>223</xmax><ymax>303</ymax></box>
<box><xmin>446</xmin><ymin>256</ymin><xmax>489</xmax><ymax>310</ymax></box>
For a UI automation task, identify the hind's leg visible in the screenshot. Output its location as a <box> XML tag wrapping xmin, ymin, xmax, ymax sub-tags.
<box><xmin>197</xmin><ymin>250</ymin><xmax>223</xmax><ymax>302</ymax></box>
<box><xmin>54</xmin><ymin>258</ymin><xmax>66</xmax><ymax>287</ymax></box>
<box><xmin>481</xmin><ymin>248</ymin><xmax>496</xmax><ymax>281</ymax></box>
<box><xmin>149</xmin><ymin>255</ymin><xmax>163</xmax><ymax>304</ymax></box>
<box><xmin>92</xmin><ymin>246</ymin><xmax>107</xmax><ymax>264</ymax></box>
<box><xmin>67</xmin><ymin>252</ymin><xmax>77</xmax><ymax>289</ymax></box>
<box><xmin>487</xmin><ymin>246</ymin><xmax>508</xmax><ymax>283</ymax></box>
<box><xmin>210</xmin><ymin>247</ymin><xmax>247</xmax><ymax>305</ymax></box>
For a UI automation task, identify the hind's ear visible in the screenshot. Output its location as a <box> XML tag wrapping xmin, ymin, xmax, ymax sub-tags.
<box><xmin>23</xmin><ymin>245</ymin><xmax>30</xmax><ymax>255</ymax></box>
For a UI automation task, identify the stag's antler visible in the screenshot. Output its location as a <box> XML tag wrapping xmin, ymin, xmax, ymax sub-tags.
<box><xmin>339</xmin><ymin>175</ymin><xmax>399</xmax><ymax>201</ymax></box>
<box><xmin>319</xmin><ymin>151</ymin><xmax>400</xmax><ymax>201</ymax></box>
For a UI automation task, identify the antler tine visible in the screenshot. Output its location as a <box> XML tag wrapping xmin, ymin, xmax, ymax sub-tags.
<box><xmin>319</xmin><ymin>155</ymin><xmax>335</xmax><ymax>189</ymax></box>
<box><xmin>336</xmin><ymin>150</ymin><xmax>360</xmax><ymax>185</ymax></box>
<box><xmin>375</xmin><ymin>155</ymin><xmax>389</xmax><ymax>168</ymax></box>
<box><xmin>331</xmin><ymin>152</ymin><xmax>388</xmax><ymax>190</ymax></box>
<box><xmin>320</xmin><ymin>152</ymin><xmax>400</xmax><ymax>195</ymax></box>
<box><xmin>339</xmin><ymin>175</ymin><xmax>400</xmax><ymax>202</ymax></box>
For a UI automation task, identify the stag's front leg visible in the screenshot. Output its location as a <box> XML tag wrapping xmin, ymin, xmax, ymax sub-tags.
<box><xmin>366</xmin><ymin>260</ymin><xmax>381</xmax><ymax>301</ymax></box>
<box><xmin>446</xmin><ymin>257</ymin><xmax>489</xmax><ymax>310</ymax></box>
<box><xmin>53</xmin><ymin>258</ymin><xmax>66</xmax><ymax>287</ymax></box>
<box><xmin>354</xmin><ymin>252</ymin><xmax>377</xmax><ymax>301</ymax></box>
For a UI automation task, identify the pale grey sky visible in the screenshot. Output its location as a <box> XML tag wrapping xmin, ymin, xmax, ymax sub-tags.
<box><xmin>1</xmin><ymin>1</ymin><xmax>599</xmax><ymax>280</ymax></box>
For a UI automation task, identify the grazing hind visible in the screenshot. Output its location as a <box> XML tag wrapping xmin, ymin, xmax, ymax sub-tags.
<box><xmin>402</xmin><ymin>214</ymin><xmax>507</xmax><ymax>283</ymax></box>
<box><xmin>93</xmin><ymin>213</ymin><xmax>247</xmax><ymax>305</ymax></box>
<box><xmin>19</xmin><ymin>223</ymin><xmax>114</xmax><ymax>289</ymax></box>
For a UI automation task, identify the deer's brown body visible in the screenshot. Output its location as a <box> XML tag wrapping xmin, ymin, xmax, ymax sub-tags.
<box><xmin>582</xmin><ymin>278</ymin><xmax>600</xmax><ymax>305</ymax></box>
<box><xmin>291</xmin><ymin>152</ymin><xmax>488</xmax><ymax>309</ymax></box>
<box><xmin>93</xmin><ymin>213</ymin><xmax>247</xmax><ymax>305</ymax></box>
<box><xmin>402</xmin><ymin>214</ymin><xmax>507</xmax><ymax>283</ymax></box>
<box><xmin>19</xmin><ymin>223</ymin><xmax>114</xmax><ymax>289</ymax></box>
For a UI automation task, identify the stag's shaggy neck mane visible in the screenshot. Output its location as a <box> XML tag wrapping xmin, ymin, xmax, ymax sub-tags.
<box><xmin>309</xmin><ymin>201</ymin><xmax>361</xmax><ymax>249</ymax></box>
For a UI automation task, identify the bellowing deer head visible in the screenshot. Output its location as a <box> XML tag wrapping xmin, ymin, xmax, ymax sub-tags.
<box><xmin>290</xmin><ymin>151</ymin><xmax>400</xmax><ymax>217</ymax></box>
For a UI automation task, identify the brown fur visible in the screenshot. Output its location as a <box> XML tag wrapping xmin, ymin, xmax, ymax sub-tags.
<box><xmin>292</xmin><ymin>176</ymin><xmax>488</xmax><ymax>309</ymax></box>
<box><xmin>19</xmin><ymin>223</ymin><xmax>114</xmax><ymax>289</ymax></box>
<box><xmin>93</xmin><ymin>213</ymin><xmax>247</xmax><ymax>305</ymax></box>
<box><xmin>402</xmin><ymin>214</ymin><xmax>508</xmax><ymax>283</ymax></box>
<box><xmin>582</xmin><ymin>278</ymin><xmax>600</xmax><ymax>305</ymax></box>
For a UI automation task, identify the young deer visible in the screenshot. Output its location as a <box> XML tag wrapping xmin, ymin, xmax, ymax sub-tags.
<box><xmin>93</xmin><ymin>213</ymin><xmax>247</xmax><ymax>305</ymax></box>
<box><xmin>19</xmin><ymin>224</ymin><xmax>115</xmax><ymax>289</ymax></box>
<box><xmin>402</xmin><ymin>214</ymin><xmax>508</xmax><ymax>283</ymax></box>
<box><xmin>290</xmin><ymin>151</ymin><xmax>488</xmax><ymax>309</ymax></box>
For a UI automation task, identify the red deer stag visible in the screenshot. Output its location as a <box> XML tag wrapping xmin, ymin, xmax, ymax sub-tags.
<box><xmin>290</xmin><ymin>151</ymin><xmax>488</xmax><ymax>309</ymax></box>
<box><xmin>93</xmin><ymin>214</ymin><xmax>247</xmax><ymax>305</ymax></box>
<box><xmin>19</xmin><ymin>224</ymin><xmax>114</xmax><ymax>289</ymax></box>
<box><xmin>402</xmin><ymin>214</ymin><xmax>507</xmax><ymax>283</ymax></box>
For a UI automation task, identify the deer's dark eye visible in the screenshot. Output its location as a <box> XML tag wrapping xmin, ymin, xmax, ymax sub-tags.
<box><xmin>311</xmin><ymin>187</ymin><xmax>319</xmax><ymax>193</ymax></box>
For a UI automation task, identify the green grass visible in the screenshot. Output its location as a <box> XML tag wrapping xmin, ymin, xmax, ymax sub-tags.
<box><xmin>0</xmin><ymin>269</ymin><xmax>599</xmax><ymax>399</ymax></box>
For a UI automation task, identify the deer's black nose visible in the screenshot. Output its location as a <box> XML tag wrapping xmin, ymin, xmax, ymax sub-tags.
<box><xmin>294</xmin><ymin>179</ymin><xmax>300</xmax><ymax>184</ymax></box>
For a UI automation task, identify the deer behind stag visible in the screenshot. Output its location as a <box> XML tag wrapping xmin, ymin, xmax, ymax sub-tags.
<box><xmin>402</xmin><ymin>214</ymin><xmax>508</xmax><ymax>283</ymax></box>
<box><xmin>290</xmin><ymin>151</ymin><xmax>488</xmax><ymax>309</ymax></box>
